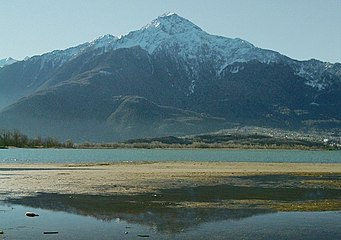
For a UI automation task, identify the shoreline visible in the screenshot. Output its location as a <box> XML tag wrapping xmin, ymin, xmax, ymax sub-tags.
<box><xmin>1</xmin><ymin>145</ymin><xmax>340</xmax><ymax>150</ymax></box>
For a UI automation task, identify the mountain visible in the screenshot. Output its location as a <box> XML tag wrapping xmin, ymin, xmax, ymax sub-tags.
<box><xmin>107</xmin><ymin>96</ymin><xmax>228</xmax><ymax>139</ymax></box>
<box><xmin>0</xmin><ymin>13</ymin><xmax>340</xmax><ymax>141</ymax></box>
<box><xmin>0</xmin><ymin>57</ymin><xmax>17</xmax><ymax>68</ymax></box>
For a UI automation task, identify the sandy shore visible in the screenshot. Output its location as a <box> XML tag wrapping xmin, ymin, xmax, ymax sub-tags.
<box><xmin>0</xmin><ymin>161</ymin><xmax>340</xmax><ymax>199</ymax></box>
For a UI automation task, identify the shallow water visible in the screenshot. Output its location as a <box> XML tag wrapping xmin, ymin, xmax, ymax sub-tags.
<box><xmin>0</xmin><ymin>148</ymin><xmax>340</xmax><ymax>163</ymax></box>
<box><xmin>1</xmin><ymin>179</ymin><xmax>340</xmax><ymax>239</ymax></box>
<box><xmin>0</xmin><ymin>202</ymin><xmax>340</xmax><ymax>240</ymax></box>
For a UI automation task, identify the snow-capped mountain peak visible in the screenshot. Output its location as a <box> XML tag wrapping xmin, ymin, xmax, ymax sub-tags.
<box><xmin>144</xmin><ymin>12</ymin><xmax>203</xmax><ymax>35</ymax></box>
<box><xmin>89</xmin><ymin>34</ymin><xmax>118</xmax><ymax>49</ymax></box>
<box><xmin>105</xmin><ymin>13</ymin><xmax>284</xmax><ymax>88</ymax></box>
<box><xmin>0</xmin><ymin>57</ymin><xmax>17</xmax><ymax>68</ymax></box>
<box><xmin>23</xmin><ymin>13</ymin><xmax>276</xmax><ymax>71</ymax></box>
<box><xmin>18</xmin><ymin>13</ymin><xmax>338</xmax><ymax>92</ymax></box>
<box><xmin>111</xmin><ymin>13</ymin><xmax>209</xmax><ymax>54</ymax></box>
<box><xmin>111</xmin><ymin>13</ymin><xmax>268</xmax><ymax>65</ymax></box>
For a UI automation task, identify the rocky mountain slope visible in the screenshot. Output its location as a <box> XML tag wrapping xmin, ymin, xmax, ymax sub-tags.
<box><xmin>0</xmin><ymin>13</ymin><xmax>340</xmax><ymax>141</ymax></box>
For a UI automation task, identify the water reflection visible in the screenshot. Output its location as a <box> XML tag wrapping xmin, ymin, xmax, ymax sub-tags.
<box><xmin>4</xmin><ymin>192</ymin><xmax>273</xmax><ymax>233</ymax></box>
<box><xmin>1</xmin><ymin>201</ymin><xmax>340</xmax><ymax>240</ymax></box>
<box><xmin>4</xmin><ymin>183</ymin><xmax>340</xmax><ymax>233</ymax></box>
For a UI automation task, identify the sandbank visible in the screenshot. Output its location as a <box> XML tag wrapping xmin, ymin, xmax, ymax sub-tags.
<box><xmin>0</xmin><ymin>161</ymin><xmax>340</xmax><ymax>199</ymax></box>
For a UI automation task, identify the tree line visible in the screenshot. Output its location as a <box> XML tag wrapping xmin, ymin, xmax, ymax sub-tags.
<box><xmin>0</xmin><ymin>129</ymin><xmax>74</xmax><ymax>148</ymax></box>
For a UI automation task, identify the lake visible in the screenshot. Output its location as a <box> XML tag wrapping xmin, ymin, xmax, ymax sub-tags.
<box><xmin>0</xmin><ymin>200</ymin><xmax>340</xmax><ymax>240</ymax></box>
<box><xmin>0</xmin><ymin>148</ymin><xmax>340</xmax><ymax>163</ymax></box>
<box><xmin>1</xmin><ymin>148</ymin><xmax>340</xmax><ymax>239</ymax></box>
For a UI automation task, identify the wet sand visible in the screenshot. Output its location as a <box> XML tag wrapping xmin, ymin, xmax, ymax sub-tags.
<box><xmin>0</xmin><ymin>161</ymin><xmax>340</xmax><ymax>199</ymax></box>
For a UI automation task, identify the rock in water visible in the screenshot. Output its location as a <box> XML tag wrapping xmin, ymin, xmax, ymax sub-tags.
<box><xmin>25</xmin><ymin>212</ymin><xmax>39</xmax><ymax>217</ymax></box>
<box><xmin>43</xmin><ymin>231</ymin><xmax>59</xmax><ymax>235</ymax></box>
<box><xmin>137</xmin><ymin>234</ymin><xmax>150</xmax><ymax>238</ymax></box>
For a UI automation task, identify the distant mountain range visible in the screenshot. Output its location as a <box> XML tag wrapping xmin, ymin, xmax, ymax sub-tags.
<box><xmin>0</xmin><ymin>57</ymin><xmax>17</xmax><ymax>68</ymax></box>
<box><xmin>0</xmin><ymin>13</ymin><xmax>340</xmax><ymax>141</ymax></box>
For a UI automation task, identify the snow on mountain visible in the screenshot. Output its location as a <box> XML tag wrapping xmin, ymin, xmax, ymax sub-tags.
<box><xmin>28</xmin><ymin>42</ymin><xmax>91</xmax><ymax>70</ymax></box>
<box><xmin>89</xmin><ymin>34</ymin><xmax>118</xmax><ymax>51</ymax></box>
<box><xmin>86</xmin><ymin>13</ymin><xmax>285</xmax><ymax>94</ymax></box>
<box><xmin>47</xmin><ymin>13</ymin><xmax>281</xmax><ymax>78</ymax></box>
<box><xmin>0</xmin><ymin>57</ymin><xmax>17</xmax><ymax>68</ymax></box>
<box><xmin>108</xmin><ymin>14</ymin><xmax>283</xmax><ymax>75</ymax></box>
<box><xmin>108</xmin><ymin>13</ymin><xmax>339</xmax><ymax>90</ymax></box>
<box><xmin>18</xmin><ymin>13</ymin><xmax>340</xmax><ymax>91</ymax></box>
<box><xmin>26</xmin><ymin>35</ymin><xmax>116</xmax><ymax>73</ymax></box>
<box><xmin>290</xmin><ymin>59</ymin><xmax>341</xmax><ymax>90</ymax></box>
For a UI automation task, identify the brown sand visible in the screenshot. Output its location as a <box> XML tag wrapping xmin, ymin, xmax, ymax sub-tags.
<box><xmin>1</xmin><ymin>161</ymin><xmax>340</xmax><ymax>199</ymax></box>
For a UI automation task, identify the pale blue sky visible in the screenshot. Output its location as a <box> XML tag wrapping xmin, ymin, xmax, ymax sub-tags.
<box><xmin>0</xmin><ymin>0</ymin><xmax>340</xmax><ymax>63</ymax></box>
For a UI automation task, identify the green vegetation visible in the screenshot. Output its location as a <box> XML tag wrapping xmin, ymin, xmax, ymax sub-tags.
<box><xmin>0</xmin><ymin>129</ymin><xmax>74</xmax><ymax>148</ymax></box>
<box><xmin>78</xmin><ymin>134</ymin><xmax>340</xmax><ymax>150</ymax></box>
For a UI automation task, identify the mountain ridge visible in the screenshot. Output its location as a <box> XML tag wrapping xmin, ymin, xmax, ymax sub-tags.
<box><xmin>0</xmin><ymin>57</ymin><xmax>17</xmax><ymax>68</ymax></box>
<box><xmin>2</xmin><ymin>14</ymin><xmax>338</xmax><ymax>91</ymax></box>
<box><xmin>0</xmin><ymin>13</ymin><xmax>340</xmax><ymax>141</ymax></box>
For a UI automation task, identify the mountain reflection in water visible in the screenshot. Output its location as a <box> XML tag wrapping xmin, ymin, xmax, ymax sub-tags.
<box><xmin>5</xmin><ymin>182</ymin><xmax>341</xmax><ymax>233</ymax></box>
<box><xmin>5</xmin><ymin>192</ymin><xmax>273</xmax><ymax>233</ymax></box>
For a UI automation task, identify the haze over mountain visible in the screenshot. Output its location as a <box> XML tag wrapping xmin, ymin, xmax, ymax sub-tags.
<box><xmin>0</xmin><ymin>13</ymin><xmax>340</xmax><ymax>141</ymax></box>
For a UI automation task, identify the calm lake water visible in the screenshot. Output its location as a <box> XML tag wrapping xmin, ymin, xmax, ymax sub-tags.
<box><xmin>0</xmin><ymin>202</ymin><xmax>340</xmax><ymax>240</ymax></box>
<box><xmin>0</xmin><ymin>148</ymin><xmax>340</xmax><ymax>163</ymax></box>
